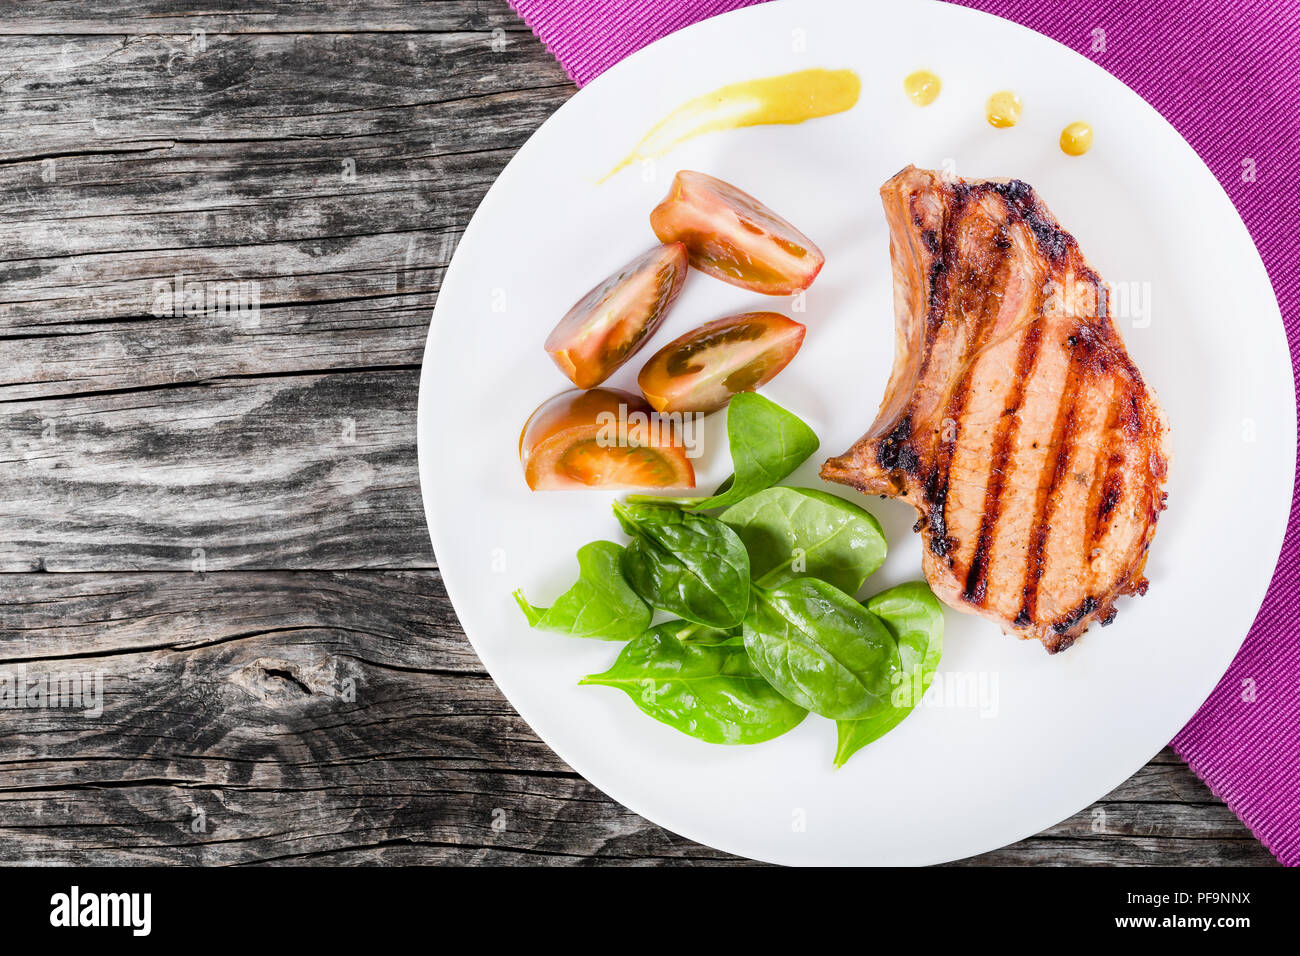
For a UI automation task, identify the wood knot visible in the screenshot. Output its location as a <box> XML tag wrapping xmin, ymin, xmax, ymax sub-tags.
<box><xmin>231</xmin><ymin>656</ymin><xmax>338</xmax><ymax>703</ymax></box>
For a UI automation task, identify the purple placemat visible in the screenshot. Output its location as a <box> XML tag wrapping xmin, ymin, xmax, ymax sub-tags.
<box><xmin>507</xmin><ymin>0</ymin><xmax>1300</xmax><ymax>865</ymax></box>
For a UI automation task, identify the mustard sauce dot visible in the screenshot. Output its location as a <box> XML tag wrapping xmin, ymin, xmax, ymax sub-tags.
<box><xmin>1060</xmin><ymin>121</ymin><xmax>1093</xmax><ymax>156</ymax></box>
<box><xmin>904</xmin><ymin>70</ymin><xmax>942</xmax><ymax>107</ymax></box>
<box><xmin>986</xmin><ymin>90</ymin><xmax>1023</xmax><ymax>128</ymax></box>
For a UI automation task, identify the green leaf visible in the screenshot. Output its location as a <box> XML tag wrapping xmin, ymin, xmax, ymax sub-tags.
<box><xmin>743</xmin><ymin>577</ymin><xmax>901</xmax><ymax>720</ymax></box>
<box><xmin>834</xmin><ymin>582</ymin><xmax>944</xmax><ymax>767</ymax></box>
<box><xmin>628</xmin><ymin>393</ymin><xmax>818</xmax><ymax>511</ymax></box>
<box><xmin>720</xmin><ymin>486</ymin><xmax>886</xmax><ymax>594</ymax></box>
<box><xmin>511</xmin><ymin>540</ymin><xmax>651</xmax><ymax>641</ymax></box>
<box><xmin>580</xmin><ymin>623</ymin><xmax>807</xmax><ymax>744</ymax></box>
<box><xmin>614</xmin><ymin>501</ymin><xmax>750</xmax><ymax>628</ymax></box>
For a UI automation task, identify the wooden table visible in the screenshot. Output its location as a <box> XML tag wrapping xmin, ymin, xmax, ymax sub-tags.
<box><xmin>0</xmin><ymin>0</ymin><xmax>1275</xmax><ymax>866</ymax></box>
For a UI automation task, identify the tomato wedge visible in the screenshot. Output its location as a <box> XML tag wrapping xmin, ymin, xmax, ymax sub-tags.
<box><xmin>637</xmin><ymin>312</ymin><xmax>806</xmax><ymax>414</ymax></box>
<box><xmin>519</xmin><ymin>388</ymin><xmax>695</xmax><ymax>490</ymax></box>
<box><xmin>650</xmin><ymin>171</ymin><xmax>825</xmax><ymax>295</ymax></box>
<box><xmin>544</xmin><ymin>243</ymin><xmax>688</xmax><ymax>389</ymax></box>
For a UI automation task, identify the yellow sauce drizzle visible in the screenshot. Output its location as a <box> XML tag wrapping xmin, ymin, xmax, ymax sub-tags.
<box><xmin>985</xmin><ymin>90</ymin><xmax>1023</xmax><ymax>128</ymax></box>
<box><xmin>1059</xmin><ymin>121</ymin><xmax>1093</xmax><ymax>156</ymax></box>
<box><xmin>600</xmin><ymin>68</ymin><xmax>861</xmax><ymax>182</ymax></box>
<box><xmin>903</xmin><ymin>70</ymin><xmax>942</xmax><ymax>106</ymax></box>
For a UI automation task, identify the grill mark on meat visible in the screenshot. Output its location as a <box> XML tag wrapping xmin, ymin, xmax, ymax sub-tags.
<box><xmin>963</xmin><ymin>317</ymin><xmax>1045</xmax><ymax>605</ymax></box>
<box><xmin>916</xmin><ymin>185</ymin><xmax>963</xmax><ymax>388</ymax></box>
<box><xmin>1020</xmin><ymin>337</ymin><xmax>1086</xmax><ymax>624</ymax></box>
<box><xmin>926</xmin><ymin>381</ymin><xmax>967</xmax><ymax>560</ymax></box>
<box><xmin>923</xmin><ymin>201</ymin><xmax>1014</xmax><ymax>562</ymax></box>
<box><xmin>1093</xmin><ymin>461</ymin><xmax>1125</xmax><ymax>545</ymax></box>
<box><xmin>1084</xmin><ymin>394</ymin><xmax>1125</xmax><ymax>553</ymax></box>
<box><xmin>1078</xmin><ymin>274</ymin><xmax>1130</xmax><ymax>556</ymax></box>
<box><xmin>924</xmin><ymin>466</ymin><xmax>950</xmax><ymax>552</ymax></box>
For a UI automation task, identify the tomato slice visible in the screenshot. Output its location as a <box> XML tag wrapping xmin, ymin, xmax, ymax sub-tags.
<box><xmin>519</xmin><ymin>388</ymin><xmax>695</xmax><ymax>490</ymax></box>
<box><xmin>637</xmin><ymin>312</ymin><xmax>806</xmax><ymax>414</ymax></box>
<box><xmin>649</xmin><ymin>171</ymin><xmax>825</xmax><ymax>295</ymax></box>
<box><xmin>544</xmin><ymin>243</ymin><xmax>688</xmax><ymax>389</ymax></box>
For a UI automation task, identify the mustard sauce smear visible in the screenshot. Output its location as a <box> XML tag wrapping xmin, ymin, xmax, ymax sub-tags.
<box><xmin>903</xmin><ymin>70</ymin><xmax>942</xmax><ymax>106</ymax></box>
<box><xmin>600</xmin><ymin>68</ymin><xmax>861</xmax><ymax>182</ymax></box>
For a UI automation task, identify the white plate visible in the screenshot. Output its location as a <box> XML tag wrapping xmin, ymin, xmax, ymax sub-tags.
<box><xmin>417</xmin><ymin>0</ymin><xmax>1293</xmax><ymax>865</ymax></box>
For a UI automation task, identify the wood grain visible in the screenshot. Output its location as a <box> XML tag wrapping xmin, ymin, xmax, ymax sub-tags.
<box><xmin>0</xmin><ymin>0</ymin><xmax>1276</xmax><ymax>866</ymax></box>
<box><xmin>0</xmin><ymin>370</ymin><xmax>427</xmax><ymax>571</ymax></box>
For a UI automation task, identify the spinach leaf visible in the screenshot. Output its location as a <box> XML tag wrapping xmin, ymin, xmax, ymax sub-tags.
<box><xmin>614</xmin><ymin>501</ymin><xmax>750</xmax><ymax>628</ymax></box>
<box><xmin>743</xmin><ymin>577</ymin><xmax>901</xmax><ymax>720</ymax></box>
<box><xmin>512</xmin><ymin>540</ymin><xmax>651</xmax><ymax>641</ymax></box>
<box><xmin>630</xmin><ymin>393</ymin><xmax>819</xmax><ymax>511</ymax></box>
<box><xmin>580</xmin><ymin>622</ymin><xmax>807</xmax><ymax>744</ymax></box>
<box><xmin>834</xmin><ymin>581</ymin><xmax>944</xmax><ymax>767</ymax></box>
<box><xmin>720</xmin><ymin>486</ymin><xmax>887</xmax><ymax>594</ymax></box>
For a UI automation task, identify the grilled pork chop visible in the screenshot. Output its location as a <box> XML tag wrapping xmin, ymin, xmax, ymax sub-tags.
<box><xmin>822</xmin><ymin>166</ymin><xmax>1169</xmax><ymax>652</ymax></box>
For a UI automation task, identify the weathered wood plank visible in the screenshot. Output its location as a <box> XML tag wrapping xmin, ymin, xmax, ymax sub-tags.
<box><xmin>0</xmin><ymin>570</ymin><xmax>470</xmax><ymax>663</ymax></box>
<box><xmin>948</xmin><ymin>834</ymin><xmax>1278</xmax><ymax>867</ymax></box>
<box><xmin>2</xmin><ymin>232</ymin><xmax>448</xmax><ymax>328</ymax></box>
<box><xmin>0</xmin><ymin>31</ymin><xmax>570</xmax><ymax>162</ymax></box>
<box><xmin>1</xmin><ymin>289</ymin><xmax>432</xmax><ymax>401</ymax></box>
<box><xmin>0</xmin><ymin>143</ymin><xmax>499</xmax><ymax>265</ymax></box>
<box><xmin>0</xmin><ymin>121</ymin><xmax>548</xmax><ymax>262</ymax></box>
<box><xmin>0</xmin><ymin>572</ymin><xmax>1277</xmax><ymax>865</ymax></box>
<box><xmin>0</xmin><ymin>371</ymin><xmax>429</xmax><ymax>570</ymax></box>
<box><xmin>1</xmin><ymin>1</ymin><xmax>532</xmax><ymax>34</ymax></box>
